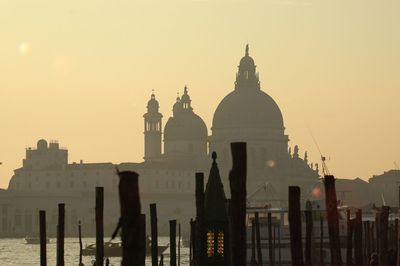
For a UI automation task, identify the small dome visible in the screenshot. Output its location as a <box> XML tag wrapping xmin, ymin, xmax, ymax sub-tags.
<box><xmin>147</xmin><ymin>93</ymin><xmax>159</xmax><ymax>113</ymax></box>
<box><xmin>173</xmin><ymin>97</ymin><xmax>183</xmax><ymax>116</ymax></box>
<box><xmin>164</xmin><ymin>112</ymin><xmax>207</xmax><ymax>141</ymax></box>
<box><xmin>239</xmin><ymin>44</ymin><xmax>255</xmax><ymax>68</ymax></box>
<box><xmin>181</xmin><ymin>86</ymin><xmax>191</xmax><ymax>102</ymax></box>
<box><xmin>37</xmin><ymin>139</ymin><xmax>48</xmax><ymax>150</ymax></box>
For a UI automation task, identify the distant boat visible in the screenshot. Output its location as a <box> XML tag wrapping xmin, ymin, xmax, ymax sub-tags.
<box><xmin>25</xmin><ymin>236</ymin><xmax>50</xmax><ymax>244</ymax></box>
<box><xmin>82</xmin><ymin>241</ymin><xmax>169</xmax><ymax>257</ymax></box>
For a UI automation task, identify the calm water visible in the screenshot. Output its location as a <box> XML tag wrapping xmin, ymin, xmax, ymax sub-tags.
<box><xmin>0</xmin><ymin>238</ymin><xmax>190</xmax><ymax>265</ymax></box>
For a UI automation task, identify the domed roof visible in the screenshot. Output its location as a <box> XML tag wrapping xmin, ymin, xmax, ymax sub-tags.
<box><xmin>164</xmin><ymin>112</ymin><xmax>207</xmax><ymax>141</ymax></box>
<box><xmin>37</xmin><ymin>139</ymin><xmax>48</xmax><ymax>150</ymax></box>
<box><xmin>239</xmin><ymin>44</ymin><xmax>255</xmax><ymax>67</ymax></box>
<box><xmin>212</xmin><ymin>89</ymin><xmax>284</xmax><ymax>130</ymax></box>
<box><xmin>212</xmin><ymin>45</ymin><xmax>284</xmax><ymax>130</ymax></box>
<box><xmin>164</xmin><ymin>86</ymin><xmax>207</xmax><ymax>141</ymax></box>
<box><xmin>146</xmin><ymin>92</ymin><xmax>159</xmax><ymax>113</ymax></box>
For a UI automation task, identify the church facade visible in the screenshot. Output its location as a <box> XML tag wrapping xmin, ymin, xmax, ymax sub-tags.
<box><xmin>0</xmin><ymin>46</ymin><xmax>396</xmax><ymax>237</ymax></box>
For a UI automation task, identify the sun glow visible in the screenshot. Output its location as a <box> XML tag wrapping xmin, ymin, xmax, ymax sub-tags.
<box><xmin>17</xmin><ymin>42</ymin><xmax>31</xmax><ymax>55</ymax></box>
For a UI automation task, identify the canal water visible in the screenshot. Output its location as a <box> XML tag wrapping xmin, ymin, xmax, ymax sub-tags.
<box><xmin>0</xmin><ymin>237</ymin><xmax>190</xmax><ymax>265</ymax></box>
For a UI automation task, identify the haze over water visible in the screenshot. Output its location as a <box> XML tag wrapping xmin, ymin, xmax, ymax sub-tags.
<box><xmin>0</xmin><ymin>237</ymin><xmax>188</xmax><ymax>266</ymax></box>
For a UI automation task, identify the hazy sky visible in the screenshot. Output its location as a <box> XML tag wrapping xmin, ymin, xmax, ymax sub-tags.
<box><xmin>1</xmin><ymin>0</ymin><xmax>399</xmax><ymax>188</ymax></box>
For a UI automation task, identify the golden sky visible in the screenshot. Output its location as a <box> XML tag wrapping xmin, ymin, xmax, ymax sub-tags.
<box><xmin>1</xmin><ymin>0</ymin><xmax>399</xmax><ymax>188</ymax></box>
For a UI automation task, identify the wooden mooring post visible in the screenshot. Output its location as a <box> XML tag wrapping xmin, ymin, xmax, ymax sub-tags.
<box><xmin>229</xmin><ymin>142</ymin><xmax>247</xmax><ymax>266</ymax></box>
<box><xmin>320</xmin><ymin>214</ymin><xmax>324</xmax><ymax>266</ymax></box>
<box><xmin>96</xmin><ymin>186</ymin><xmax>104</xmax><ymax>266</ymax></box>
<box><xmin>394</xmin><ymin>219</ymin><xmax>399</xmax><ymax>265</ymax></box>
<box><xmin>150</xmin><ymin>203</ymin><xmax>159</xmax><ymax>266</ymax></box>
<box><xmin>379</xmin><ymin>206</ymin><xmax>390</xmax><ymax>266</ymax></box>
<box><xmin>78</xmin><ymin>220</ymin><xmax>83</xmax><ymax>266</ymax></box>
<box><xmin>255</xmin><ymin>212</ymin><xmax>262</xmax><ymax>266</ymax></box>
<box><xmin>397</xmin><ymin>219</ymin><xmax>400</xmax><ymax>266</ymax></box>
<box><xmin>140</xmin><ymin>214</ymin><xmax>146</xmax><ymax>266</ymax></box>
<box><xmin>178</xmin><ymin>223</ymin><xmax>181</xmax><ymax>266</ymax></box>
<box><xmin>250</xmin><ymin>219</ymin><xmax>257</xmax><ymax>266</ymax></box>
<box><xmin>365</xmin><ymin>221</ymin><xmax>371</xmax><ymax>265</ymax></box>
<box><xmin>190</xmin><ymin>219</ymin><xmax>195</xmax><ymax>266</ymax></box>
<box><xmin>305</xmin><ymin>201</ymin><xmax>313</xmax><ymax>266</ymax></box>
<box><xmin>278</xmin><ymin>223</ymin><xmax>282</xmax><ymax>266</ymax></box>
<box><xmin>195</xmin><ymin>172</ymin><xmax>205</xmax><ymax>266</ymax></box>
<box><xmin>288</xmin><ymin>186</ymin><xmax>304</xmax><ymax>266</ymax></box>
<box><xmin>170</xmin><ymin>220</ymin><xmax>177</xmax><ymax>266</ymax></box>
<box><xmin>57</xmin><ymin>203</ymin><xmax>65</xmax><ymax>266</ymax></box>
<box><xmin>371</xmin><ymin>221</ymin><xmax>376</xmax><ymax>253</ymax></box>
<box><xmin>159</xmin><ymin>255</ymin><xmax>164</xmax><ymax>266</ymax></box>
<box><xmin>39</xmin><ymin>210</ymin><xmax>46</xmax><ymax>266</ymax></box>
<box><xmin>323</xmin><ymin>175</ymin><xmax>342</xmax><ymax>266</ymax></box>
<box><xmin>268</xmin><ymin>212</ymin><xmax>274</xmax><ymax>266</ymax></box>
<box><xmin>354</xmin><ymin>209</ymin><xmax>362</xmax><ymax>266</ymax></box>
<box><xmin>117</xmin><ymin>171</ymin><xmax>143</xmax><ymax>266</ymax></box>
<box><xmin>345</xmin><ymin>210</ymin><xmax>353</xmax><ymax>266</ymax></box>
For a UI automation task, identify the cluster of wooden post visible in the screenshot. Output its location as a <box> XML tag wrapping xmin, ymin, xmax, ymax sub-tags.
<box><xmin>287</xmin><ymin>176</ymin><xmax>400</xmax><ymax>266</ymax></box>
<box><xmin>35</xmin><ymin>141</ymin><xmax>400</xmax><ymax>266</ymax></box>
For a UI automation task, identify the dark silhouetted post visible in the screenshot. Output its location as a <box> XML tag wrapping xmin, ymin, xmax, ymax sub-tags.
<box><xmin>140</xmin><ymin>214</ymin><xmax>146</xmax><ymax>266</ymax></box>
<box><xmin>255</xmin><ymin>212</ymin><xmax>262</xmax><ymax>266</ymax></box>
<box><xmin>320</xmin><ymin>215</ymin><xmax>324</xmax><ymax>266</ymax></box>
<box><xmin>305</xmin><ymin>201</ymin><xmax>313</xmax><ymax>266</ymax></box>
<box><xmin>79</xmin><ymin>221</ymin><xmax>83</xmax><ymax>266</ymax></box>
<box><xmin>365</xmin><ymin>221</ymin><xmax>370</xmax><ymax>265</ymax></box>
<box><xmin>150</xmin><ymin>203</ymin><xmax>158</xmax><ymax>266</ymax></box>
<box><xmin>397</xmin><ymin>219</ymin><xmax>400</xmax><ymax>266</ymax></box>
<box><xmin>395</xmin><ymin>219</ymin><xmax>399</xmax><ymax>266</ymax></box>
<box><xmin>170</xmin><ymin>220</ymin><xmax>177</xmax><ymax>266</ymax></box>
<box><xmin>229</xmin><ymin>142</ymin><xmax>247</xmax><ymax>266</ymax></box>
<box><xmin>268</xmin><ymin>212</ymin><xmax>274</xmax><ymax>266</ymax></box>
<box><xmin>117</xmin><ymin>171</ymin><xmax>142</xmax><ymax>266</ymax></box>
<box><xmin>178</xmin><ymin>223</ymin><xmax>181</xmax><ymax>266</ymax></box>
<box><xmin>354</xmin><ymin>210</ymin><xmax>362</xmax><ymax>266</ymax></box>
<box><xmin>96</xmin><ymin>187</ymin><xmax>104</xmax><ymax>266</ymax></box>
<box><xmin>159</xmin><ymin>255</ymin><xmax>164</xmax><ymax>266</ymax></box>
<box><xmin>370</xmin><ymin>221</ymin><xmax>375</xmax><ymax>253</ymax></box>
<box><xmin>195</xmin><ymin>172</ymin><xmax>205</xmax><ymax>266</ymax></box>
<box><xmin>323</xmin><ymin>175</ymin><xmax>342</xmax><ymax>266</ymax></box>
<box><xmin>375</xmin><ymin>213</ymin><xmax>380</xmax><ymax>255</ymax></box>
<box><xmin>273</xmin><ymin>223</ymin><xmax>277</xmax><ymax>265</ymax></box>
<box><xmin>379</xmin><ymin>206</ymin><xmax>389</xmax><ymax>266</ymax></box>
<box><xmin>288</xmin><ymin>186</ymin><xmax>304</xmax><ymax>266</ymax></box>
<box><xmin>278</xmin><ymin>223</ymin><xmax>282</xmax><ymax>266</ymax></box>
<box><xmin>190</xmin><ymin>219</ymin><xmax>195</xmax><ymax>266</ymax></box>
<box><xmin>345</xmin><ymin>210</ymin><xmax>353</xmax><ymax>266</ymax></box>
<box><xmin>250</xmin><ymin>219</ymin><xmax>257</xmax><ymax>266</ymax></box>
<box><xmin>57</xmin><ymin>203</ymin><xmax>65</xmax><ymax>266</ymax></box>
<box><xmin>39</xmin><ymin>210</ymin><xmax>46</xmax><ymax>266</ymax></box>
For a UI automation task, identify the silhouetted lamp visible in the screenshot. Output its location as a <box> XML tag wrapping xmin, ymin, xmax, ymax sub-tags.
<box><xmin>204</xmin><ymin>152</ymin><xmax>229</xmax><ymax>265</ymax></box>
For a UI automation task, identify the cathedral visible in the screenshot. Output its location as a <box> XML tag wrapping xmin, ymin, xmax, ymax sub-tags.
<box><xmin>1</xmin><ymin>45</ymin><xmax>395</xmax><ymax>238</ymax></box>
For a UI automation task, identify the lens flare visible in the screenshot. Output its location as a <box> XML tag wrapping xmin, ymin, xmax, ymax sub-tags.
<box><xmin>266</xmin><ymin>160</ymin><xmax>276</xmax><ymax>168</ymax></box>
<box><xmin>17</xmin><ymin>42</ymin><xmax>31</xmax><ymax>55</ymax></box>
<box><xmin>311</xmin><ymin>186</ymin><xmax>321</xmax><ymax>197</ymax></box>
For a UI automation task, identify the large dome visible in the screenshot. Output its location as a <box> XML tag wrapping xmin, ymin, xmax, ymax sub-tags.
<box><xmin>212</xmin><ymin>45</ymin><xmax>284</xmax><ymax>131</ymax></box>
<box><xmin>212</xmin><ymin>89</ymin><xmax>283</xmax><ymax>130</ymax></box>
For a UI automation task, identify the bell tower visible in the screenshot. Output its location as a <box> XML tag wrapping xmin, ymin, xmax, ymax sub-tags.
<box><xmin>143</xmin><ymin>92</ymin><xmax>163</xmax><ymax>161</ymax></box>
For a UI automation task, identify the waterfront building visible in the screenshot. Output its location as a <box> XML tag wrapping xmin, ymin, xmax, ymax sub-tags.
<box><xmin>0</xmin><ymin>46</ymin><xmax>397</xmax><ymax>237</ymax></box>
